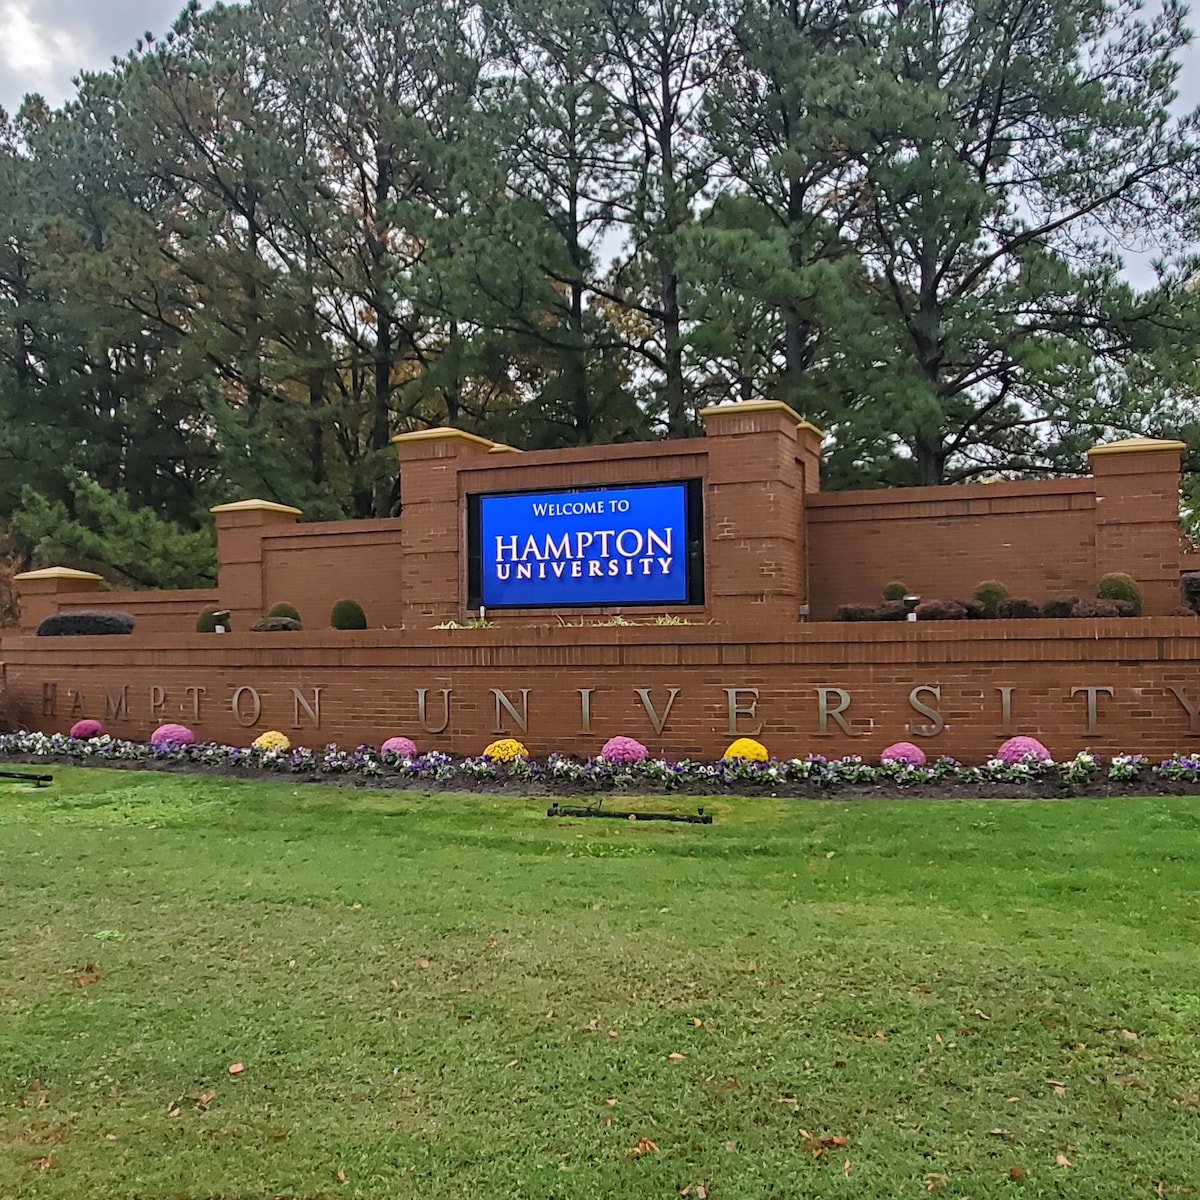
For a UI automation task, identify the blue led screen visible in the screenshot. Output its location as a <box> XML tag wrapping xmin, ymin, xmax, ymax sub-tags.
<box><xmin>476</xmin><ymin>483</ymin><xmax>692</xmax><ymax>608</ymax></box>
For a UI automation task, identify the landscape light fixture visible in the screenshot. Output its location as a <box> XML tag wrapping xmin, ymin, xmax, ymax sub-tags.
<box><xmin>212</xmin><ymin>609</ymin><xmax>231</xmax><ymax>633</ymax></box>
<box><xmin>903</xmin><ymin>594</ymin><xmax>921</xmax><ymax>621</ymax></box>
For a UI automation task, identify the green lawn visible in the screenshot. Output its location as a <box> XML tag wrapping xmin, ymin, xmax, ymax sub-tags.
<box><xmin>2</xmin><ymin>769</ymin><xmax>1200</xmax><ymax>1198</ymax></box>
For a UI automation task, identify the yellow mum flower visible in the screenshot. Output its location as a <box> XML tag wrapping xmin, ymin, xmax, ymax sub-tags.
<box><xmin>724</xmin><ymin>737</ymin><xmax>768</xmax><ymax>762</ymax></box>
<box><xmin>483</xmin><ymin>737</ymin><xmax>528</xmax><ymax>762</ymax></box>
<box><xmin>253</xmin><ymin>730</ymin><xmax>291</xmax><ymax>752</ymax></box>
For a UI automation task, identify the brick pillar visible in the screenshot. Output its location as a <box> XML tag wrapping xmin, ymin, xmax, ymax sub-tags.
<box><xmin>1087</xmin><ymin>436</ymin><xmax>1186</xmax><ymax>615</ymax></box>
<box><xmin>393</xmin><ymin>428</ymin><xmax>505</xmax><ymax>627</ymax></box>
<box><xmin>699</xmin><ymin>400</ymin><xmax>824</xmax><ymax>626</ymax></box>
<box><xmin>12</xmin><ymin>567</ymin><xmax>106</xmax><ymax>631</ymax></box>
<box><xmin>210</xmin><ymin>499</ymin><xmax>302</xmax><ymax>629</ymax></box>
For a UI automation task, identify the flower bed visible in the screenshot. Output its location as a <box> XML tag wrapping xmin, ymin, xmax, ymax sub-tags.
<box><xmin>2</xmin><ymin>730</ymin><xmax>1198</xmax><ymax>799</ymax></box>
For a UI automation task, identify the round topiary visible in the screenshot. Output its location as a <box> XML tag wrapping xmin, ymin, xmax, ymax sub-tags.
<box><xmin>150</xmin><ymin>723</ymin><xmax>195</xmax><ymax>748</ymax></box>
<box><xmin>599</xmin><ymin>736</ymin><xmax>649</xmax><ymax>763</ymax></box>
<box><xmin>995</xmin><ymin>736</ymin><xmax>1051</xmax><ymax>764</ymax></box>
<box><xmin>724</xmin><ymin>737</ymin><xmax>768</xmax><ymax>761</ymax></box>
<box><xmin>1096</xmin><ymin>572</ymin><xmax>1143</xmax><ymax>615</ymax></box>
<box><xmin>882</xmin><ymin>581</ymin><xmax>909</xmax><ymax>602</ymax></box>
<box><xmin>253</xmin><ymin>730</ymin><xmax>291</xmax><ymax>752</ymax></box>
<box><xmin>483</xmin><ymin>737</ymin><xmax>527</xmax><ymax>762</ymax></box>
<box><xmin>268</xmin><ymin>601</ymin><xmax>301</xmax><ymax>622</ymax></box>
<box><xmin>972</xmin><ymin>579</ymin><xmax>1009</xmax><ymax>618</ymax></box>
<box><xmin>331</xmin><ymin>598</ymin><xmax>368</xmax><ymax>630</ymax></box>
<box><xmin>381</xmin><ymin>736</ymin><xmax>418</xmax><ymax>755</ymax></box>
<box><xmin>36</xmin><ymin>610</ymin><xmax>135</xmax><ymax>636</ymax></box>
<box><xmin>880</xmin><ymin>741</ymin><xmax>926</xmax><ymax>766</ymax></box>
<box><xmin>69</xmin><ymin>719</ymin><xmax>104</xmax><ymax>739</ymax></box>
<box><xmin>250</xmin><ymin>616</ymin><xmax>302</xmax><ymax>632</ymax></box>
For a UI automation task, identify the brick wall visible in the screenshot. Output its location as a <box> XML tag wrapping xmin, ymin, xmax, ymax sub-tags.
<box><xmin>5</xmin><ymin>618</ymin><xmax>1200</xmax><ymax>762</ymax></box>
<box><xmin>806</xmin><ymin>479</ymin><xmax>1098</xmax><ymax>617</ymax></box>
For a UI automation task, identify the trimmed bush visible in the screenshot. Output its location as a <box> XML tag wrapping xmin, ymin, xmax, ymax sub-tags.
<box><xmin>1072</xmin><ymin>598</ymin><xmax>1121</xmax><ymax>618</ymax></box>
<box><xmin>1171</xmin><ymin>605</ymin><xmax>1198</xmax><ymax>617</ymax></box>
<box><xmin>250</xmin><ymin>616</ymin><xmax>302</xmax><ymax>632</ymax></box>
<box><xmin>381</xmin><ymin>736</ymin><xmax>418</xmax><ymax>755</ymax></box>
<box><xmin>1182</xmin><ymin>574</ymin><xmax>1200</xmax><ymax>614</ymax></box>
<box><xmin>874</xmin><ymin>600</ymin><xmax>907</xmax><ymax>621</ymax></box>
<box><xmin>69</xmin><ymin>719</ymin><xmax>104</xmax><ymax>739</ymax></box>
<box><xmin>998</xmin><ymin>597</ymin><xmax>1041</xmax><ymax>619</ymax></box>
<box><xmin>253</xmin><ymin>730</ymin><xmax>291</xmax><ymax>751</ymax></box>
<box><xmin>196</xmin><ymin>605</ymin><xmax>231</xmax><ymax>633</ymax></box>
<box><xmin>724</xmin><ymin>737</ymin><xmax>769</xmax><ymax>761</ymax></box>
<box><xmin>996</xmin><ymin>736</ymin><xmax>1051</xmax><ymax>764</ymax></box>
<box><xmin>599</xmin><ymin>736</ymin><xmax>649</xmax><ymax>763</ymax></box>
<box><xmin>914</xmin><ymin>599</ymin><xmax>968</xmax><ymax>621</ymax></box>
<box><xmin>882</xmin><ymin>581</ymin><xmax>909</xmax><ymax>602</ymax></box>
<box><xmin>150</xmin><ymin>723</ymin><xmax>194</xmax><ymax>748</ymax></box>
<box><xmin>1096</xmin><ymin>572</ymin><xmax>1143</xmax><ymax>615</ymax></box>
<box><xmin>36</xmin><ymin>610</ymin><xmax>134</xmax><ymax>637</ymax></box>
<box><xmin>953</xmin><ymin>598</ymin><xmax>987</xmax><ymax>620</ymax></box>
<box><xmin>331</xmin><ymin>598</ymin><xmax>367</xmax><ymax>630</ymax></box>
<box><xmin>833</xmin><ymin>604</ymin><xmax>878</xmax><ymax>622</ymax></box>
<box><xmin>483</xmin><ymin>737</ymin><xmax>528</xmax><ymax>762</ymax></box>
<box><xmin>1040</xmin><ymin>597</ymin><xmax>1076</xmax><ymax>619</ymax></box>
<box><xmin>881</xmin><ymin>741</ymin><xmax>926</xmax><ymax>766</ymax></box>
<box><xmin>268</xmin><ymin>602</ymin><xmax>301</xmax><ymax>621</ymax></box>
<box><xmin>972</xmin><ymin>579</ymin><xmax>1009</xmax><ymax>617</ymax></box>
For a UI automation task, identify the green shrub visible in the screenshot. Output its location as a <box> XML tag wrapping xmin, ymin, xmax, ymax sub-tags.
<box><xmin>998</xmin><ymin>597</ymin><xmax>1041</xmax><ymax>619</ymax></box>
<box><xmin>882</xmin><ymin>581</ymin><xmax>908</xmax><ymax>602</ymax></box>
<box><xmin>1040</xmin><ymin>597</ymin><xmax>1076</xmax><ymax>619</ymax></box>
<box><xmin>268</xmin><ymin>601</ymin><xmax>301</xmax><ymax>621</ymax></box>
<box><xmin>37</xmin><ymin>610</ymin><xmax>135</xmax><ymax>636</ymax></box>
<box><xmin>972</xmin><ymin>579</ymin><xmax>1010</xmax><ymax>617</ymax></box>
<box><xmin>1096</xmin><ymin>572</ymin><xmax>1143</xmax><ymax>615</ymax></box>
<box><xmin>833</xmin><ymin>604</ymin><xmax>877</xmax><ymax>622</ymax></box>
<box><xmin>250</xmin><ymin>616</ymin><xmax>301</xmax><ymax>632</ymax></box>
<box><xmin>330</xmin><ymin>598</ymin><xmax>367</xmax><ymax>630</ymax></box>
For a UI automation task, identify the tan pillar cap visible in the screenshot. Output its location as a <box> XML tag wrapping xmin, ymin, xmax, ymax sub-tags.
<box><xmin>209</xmin><ymin>498</ymin><xmax>302</xmax><ymax>516</ymax></box>
<box><xmin>1087</xmin><ymin>436</ymin><xmax>1187</xmax><ymax>458</ymax></box>
<box><xmin>391</xmin><ymin>427</ymin><xmax>497</xmax><ymax>449</ymax></box>
<box><xmin>13</xmin><ymin>566</ymin><xmax>104</xmax><ymax>582</ymax></box>
<box><xmin>699</xmin><ymin>399</ymin><xmax>824</xmax><ymax>440</ymax></box>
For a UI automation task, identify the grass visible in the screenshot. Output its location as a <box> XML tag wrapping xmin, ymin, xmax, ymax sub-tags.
<box><xmin>2</xmin><ymin>770</ymin><xmax>1200</xmax><ymax>1198</ymax></box>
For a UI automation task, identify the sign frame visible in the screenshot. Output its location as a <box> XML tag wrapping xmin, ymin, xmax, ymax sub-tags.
<box><xmin>466</xmin><ymin>479</ymin><xmax>705</xmax><ymax>610</ymax></box>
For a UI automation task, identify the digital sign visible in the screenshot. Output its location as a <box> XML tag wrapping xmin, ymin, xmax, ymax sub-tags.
<box><xmin>469</xmin><ymin>481</ymin><xmax>703</xmax><ymax>609</ymax></box>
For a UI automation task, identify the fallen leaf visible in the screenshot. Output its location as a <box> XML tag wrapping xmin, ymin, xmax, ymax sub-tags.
<box><xmin>418</xmin><ymin>958</ymin><xmax>430</xmax><ymax>969</ymax></box>
<box><xmin>987</xmin><ymin>1128</ymin><xmax>1011</xmax><ymax>1138</ymax></box>
<box><xmin>603</xmin><ymin>1112</ymin><xmax>613</xmax><ymax>1127</ymax></box>
<box><xmin>844</xmin><ymin>1159</ymin><xmax>852</xmax><ymax>1176</ymax></box>
<box><xmin>606</xmin><ymin>1097</ymin><xmax>617</xmax><ymax>1106</ymax></box>
<box><xmin>692</xmin><ymin>1018</ymin><xmax>703</xmax><ymax>1027</ymax></box>
<box><xmin>28</xmin><ymin>1152</ymin><xmax>55</xmax><ymax>1171</ymax></box>
<box><xmin>1055</xmin><ymin>1154</ymin><xmax>1072</xmax><ymax>1167</ymax></box>
<box><xmin>505</xmin><ymin>1059</ymin><xmax>518</xmax><ymax>1068</ymax></box>
<box><xmin>167</xmin><ymin>1106</ymin><xmax>181</xmax><ymax>1119</ymax></box>
<box><xmin>105</xmin><ymin>1134</ymin><xmax>117</xmax><ymax>1142</ymax></box>
<box><xmin>631</xmin><ymin>1137</ymin><xmax>659</xmax><ymax>1156</ymax></box>
<box><xmin>337</xmin><ymin>1168</ymin><xmax>346</xmax><ymax>1182</ymax></box>
<box><xmin>487</xmin><ymin>938</ymin><xmax>498</xmax><ymax>948</ymax></box>
<box><xmin>607</xmin><ymin>1030</ymin><xmax>619</xmax><ymax>1039</ymax></box>
<box><xmin>697</xmin><ymin>1186</ymin><xmax>708</xmax><ymax>1198</ymax></box>
<box><xmin>1120</xmin><ymin>1029</ymin><xmax>1138</xmax><ymax>1041</ymax></box>
<box><xmin>1008</xmin><ymin>1166</ymin><xmax>1025</xmax><ymax>1181</ymax></box>
<box><xmin>975</xmin><ymin>1009</ymin><xmax>991</xmax><ymax>1020</ymax></box>
<box><xmin>667</xmin><ymin>1052</ymin><xmax>685</xmax><ymax>1061</ymax></box>
<box><xmin>227</xmin><ymin>1062</ymin><xmax>244</xmax><ymax>1076</ymax></box>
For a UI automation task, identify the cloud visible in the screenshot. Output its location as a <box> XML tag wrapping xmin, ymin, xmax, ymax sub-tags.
<box><xmin>0</xmin><ymin>0</ymin><xmax>184</xmax><ymax>112</ymax></box>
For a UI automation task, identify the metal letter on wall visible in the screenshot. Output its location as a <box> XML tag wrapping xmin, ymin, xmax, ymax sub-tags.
<box><xmin>1070</xmin><ymin>685</ymin><xmax>1114</xmax><ymax>736</ymax></box>
<box><xmin>149</xmin><ymin>686</ymin><xmax>166</xmax><ymax>718</ymax></box>
<box><xmin>724</xmin><ymin>688</ymin><xmax>763</xmax><ymax>736</ymax></box>
<box><xmin>1168</xmin><ymin>685</ymin><xmax>1200</xmax><ymax>734</ymax></box>
<box><xmin>185</xmin><ymin>686</ymin><xmax>206</xmax><ymax>721</ymax></box>
<box><xmin>578</xmin><ymin>689</ymin><xmax>594</xmax><ymax>735</ymax></box>
<box><xmin>492</xmin><ymin>688</ymin><xmax>530</xmax><ymax>734</ymax></box>
<box><xmin>232</xmin><ymin>686</ymin><xmax>262</xmax><ymax>727</ymax></box>
<box><xmin>996</xmin><ymin>686</ymin><xmax>1015</xmax><ymax>736</ymax></box>
<box><xmin>42</xmin><ymin>683</ymin><xmax>56</xmax><ymax>717</ymax></box>
<box><xmin>907</xmin><ymin>686</ymin><xmax>945</xmax><ymax>738</ymax></box>
<box><xmin>105</xmin><ymin>686</ymin><xmax>129</xmax><ymax>721</ymax></box>
<box><xmin>417</xmin><ymin>688</ymin><xmax>452</xmax><ymax>735</ymax></box>
<box><xmin>815</xmin><ymin>687</ymin><xmax>860</xmax><ymax>737</ymax></box>
<box><xmin>635</xmin><ymin>687</ymin><xmax>680</xmax><ymax>736</ymax></box>
<box><xmin>292</xmin><ymin>687</ymin><xmax>323</xmax><ymax>730</ymax></box>
<box><xmin>69</xmin><ymin>690</ymin><xmax>85</xmax><ymax>717</ymax></box>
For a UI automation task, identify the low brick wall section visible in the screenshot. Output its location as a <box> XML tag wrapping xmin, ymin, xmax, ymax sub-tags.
<box><xmin>21</xmin><ymin>588</ymin><xmax>219</xmax><ymax>635</ymax></box>
<box><xmin>4</xmin><ymin>620</ymin><xmax>1200</xmax><ymax>762</ymax></box>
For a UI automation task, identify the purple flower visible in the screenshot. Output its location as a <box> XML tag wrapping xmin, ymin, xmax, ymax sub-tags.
<box><xmin>996</xmin><ymin>736</ymin><xmax>1050</xmax><ymax>764</ymax></box>
<box><xmin>880</xmin><ymin>741</ymin><xmax>926</xmax><ymax>766</ymax></box>
<box><xmin>598</xmin><ymin>736</ymin><xmax>649</xmax><ymax>763</ymax></box>
<box><xmin>69</xmin><ymin>719</ymin><xmax>104</xmax><ymax>740</ymax></box>
<box><xmin>150</xmin><ymin>723</ymin><xmax>195</xmax><ymax>748</ymax></box>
